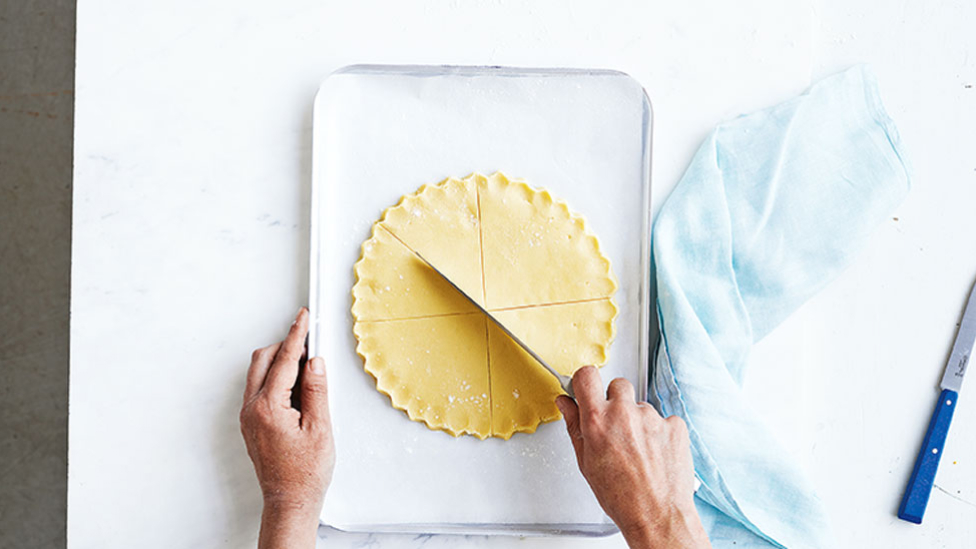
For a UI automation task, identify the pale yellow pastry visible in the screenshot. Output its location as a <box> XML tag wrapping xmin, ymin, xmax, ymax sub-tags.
<box><xmin>379</xmin><ymin>176</ymin><xmax>486</xmax><ymax>306</ymax></box>
<box><xmin>352</xmin><ymin>172</ymin><xmax>617</xmax><ymax>439</ymax></box>
<box><xmin>485</xmin><ymin>320</ymin><xmax>564</xmax><ymax>440</ymax></box>
<box><xmin>489</xmin><ymin>300</ymin><xmax>618</xmax><ymax>439</ymax></box>
<box><xmin>352</xmin><ymin>225</ymin><xmax>479</xmax><ymax>320</ymax></box>
<box><xmin>354</xmin><ymin>313</ymin><xmax>491</xmax><ymax>438</ymax></box>
<box><xmin>491</xmin><ymin>299</ymin><xmax>619</xmax><ymax>376</ymax></box>
<box><xmin>477</xmin><ymin>172</ymin><xmax>617</xmax><ymax>309</ymax></box>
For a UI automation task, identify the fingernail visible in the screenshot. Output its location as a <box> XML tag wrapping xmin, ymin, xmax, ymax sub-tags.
<box><xmin>309</xmin><ymin>357</ymin><xmax>325</xmax><ymax>374</ymax></box>
<box><xmin>554</xmin><ymin>397</ymin><xmax>566</xmax><ymax>415</ymax></box>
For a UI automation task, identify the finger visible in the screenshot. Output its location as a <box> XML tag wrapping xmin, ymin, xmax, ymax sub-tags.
<box><xmin>244</xmin><ymin>342</ymin><xmax>282</xmax><ymax>403</ymax></box>
<box><xmin>606</xmin><ymin>378</ymin><xmax>636</xmax><ymax>402</ymax></box>
<box><xmin>300</xmin><ymin>357</ymin><xmax>331</xmax><ymax>431</ymax></box>
<box><xmin>571</xmin><ymin>365</ymin><xmax>606</xmax><ymax>413</ymax></box>
<box><xmin>265</xmin><ymin>307</ymin><xmax>310</xmax><ymax>397</ymax></box>
<box><xmin>556</xmin><ymin>395</ymin><xmax>584</xmax><ymax>464</ymax></box>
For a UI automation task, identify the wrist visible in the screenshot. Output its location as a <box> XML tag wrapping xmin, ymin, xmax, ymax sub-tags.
<box><xmin>618</xmin><ymin>503</ymin><xmax>709</xmax><ymax>549</ymax></box>
<box><xmin>259</xmin><ymin>497</ymin><xmax>321</xmax><ymax>549</ymax></box>
<box><xmin>262</xmin><ymin>495</ymin><xmax>321</xmax><ymax>524</ymax></box>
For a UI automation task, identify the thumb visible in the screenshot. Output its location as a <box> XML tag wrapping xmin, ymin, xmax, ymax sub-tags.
<box><xmin>300</xmin><ymin>357</ymin><xmax>331</xmax><ymax>431</ymax></box>
<box><xmin>556</xmin><ymin>395</ymin><xmax>584</xmax><ymax>464</ymax></box>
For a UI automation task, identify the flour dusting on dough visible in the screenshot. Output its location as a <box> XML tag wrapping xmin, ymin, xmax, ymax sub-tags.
<box><xmin>351</xmin><ymin>172</ymin><xmax>617</xmax><ymax>439</ymax></box>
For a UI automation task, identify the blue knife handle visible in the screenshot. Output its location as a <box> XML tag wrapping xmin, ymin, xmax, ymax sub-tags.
<box><xmin>898</xmin><ymin>389</ymin><xmax>958</xmax><ymax>524</ymax></box>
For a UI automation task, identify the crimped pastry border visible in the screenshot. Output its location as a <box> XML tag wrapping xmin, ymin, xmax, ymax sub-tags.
<box><xmin>351</xmin><ymin>172</ymin><xmax>618</xmax><ymax>439</ymax></box>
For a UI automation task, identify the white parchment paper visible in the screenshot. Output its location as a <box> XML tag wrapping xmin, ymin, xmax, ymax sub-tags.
<box><xmin>310</xmin><ymin>66</ymin><xmax>651</xmax><ymax>533</ymax></box>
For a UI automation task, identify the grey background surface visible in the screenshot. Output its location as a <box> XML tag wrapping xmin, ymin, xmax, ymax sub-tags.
<box><xmin>0</xmin><ymin>1</ymin><xmax>74</xmax><ymax>548</ymax></box>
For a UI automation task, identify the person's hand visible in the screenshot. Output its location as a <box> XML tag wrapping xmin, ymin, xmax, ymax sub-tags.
<box><xmin>555</xmin><ymin>367</ymin><xmax>710</xmax><ymax>549</ymax></box>
<box><xmin>240</xmin><ymin>307</ymin><xmax>335</xmax><ymax>549</ymax></box>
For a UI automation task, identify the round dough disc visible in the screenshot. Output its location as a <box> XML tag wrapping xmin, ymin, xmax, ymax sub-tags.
<box><xmin>352</xmin><ymin>172</ymin><xmax>617</xmax><ymax>439</ymax></box>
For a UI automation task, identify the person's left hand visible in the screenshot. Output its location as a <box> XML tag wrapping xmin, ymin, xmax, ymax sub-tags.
<box><xmin>240</xmin><ymin>307</ymin><xmax>335</xmax><ymax>549</ymax></box>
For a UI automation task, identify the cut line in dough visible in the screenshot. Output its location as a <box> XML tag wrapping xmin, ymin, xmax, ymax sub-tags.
<box><xmin>476</xmin><ymin>186</ymin><xmax>488</xmax><ymax>304</ymax></box>
<box><xmin>487</xmin><ymin>296</ymin><xmax>613</xmax><ymax>313</ymax></box>
<box><xmin>352</xmin><ymin>223</ymin><xmax>480</xmax><ymax>321</ymax></box>
<box><xmin>356</xmin><ymin>311</ymin><xmax>482</xmax><ymax>324</ymax></box>
<box><xmin>379</xmin><ymin>176</ymin><xmax>485</xmax><ymax>308</ymax></box>
<box><xmin>478</xmin><ymin>172</ymin><xmax>618</xmax><ymax>309</ymax></box>
<box><xmin>483</xmin><ymin>315</ymin><xmax>493</xmax><ymax>433</ymax></box>
<box><xmin>351</xmin><ymin>172</ymin><xmax>617</xmax><ymax>438</ymax></box>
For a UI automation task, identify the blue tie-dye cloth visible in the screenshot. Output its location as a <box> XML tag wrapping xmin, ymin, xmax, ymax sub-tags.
<box><xmin>650</xmin><ymin>66</ymin><xmax>911</xmax><ymax>548</ymax></box>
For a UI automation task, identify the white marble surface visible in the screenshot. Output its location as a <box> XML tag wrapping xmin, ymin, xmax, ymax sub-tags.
<box><xmin>69</xmin><ymin>0</ymin><xmax>976</xmax><ymax>548</ymax></box>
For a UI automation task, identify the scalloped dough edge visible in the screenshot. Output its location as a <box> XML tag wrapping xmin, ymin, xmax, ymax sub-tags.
<box><xmin>350</xmin><ymin>176</ymin><xmax>465</xmax><ymax>324</ymax></box>
<box><xmin>353</xmin><ymin>316</ymin><xmax>490</xmax><ymax>440</ymax></box>
<box><xmin>350</xmin><ymin>173</ymin><xmax>619</xmax><ymax>439</ymax></box>
<box><xmin>490</xmin><ymin>296</ymin><xmax>619</xmax><ymax>440</ymax></box>
<box><xmin>470</xmin><ymin>172</ymin><xmax>619</xmax><ymax>305</ymax></box>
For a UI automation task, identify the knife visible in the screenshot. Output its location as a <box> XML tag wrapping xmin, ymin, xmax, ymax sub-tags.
<box><xmin>412</xmin><ymin>251</ymin><xmax>576</xmax><ymax>398</ymax></box>
<box><xmin>898</xmin><ymin>278</ymin><xmax>976</xmax><ymax>524</ymax></box>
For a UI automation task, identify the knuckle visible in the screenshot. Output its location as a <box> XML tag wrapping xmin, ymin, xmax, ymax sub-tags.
<box><xmin>239</xmin><ymin>403</ymin><xmax>267</xmax><ymax>430</ymax></box>
<box><xmin>639</xmin><ymin>405</ymin><xmax>659</xmax><ymax>420</ymax></box>
<box><xmin>277</xmin><ymin>349</ymin><xmax>300</xmax><ymax>364</ymax></box>
<box><xmin>666</xmin><ymin>415</ymin><xmax>689</xmax><ymax>434</ymax></box>
<box><xmin>643</xmin><ymin>414</ymin><xmax>666</xmax><ymax>433</ymax></box>
<box><xmin>607</xmin><ymin>393</ymin><xmax>632</xmax><ymax>408</ymax></box>
<box><xmin>610</xmin><ymin>377</ymin><xmax>633</xmax><ymax>391</ymax></box>
<box><xmin>251</xmin><ymin>348</ymin><xmax>265</xmax><ymax>362</ymax></box>
<box><xmin>253</xmin><ymin>398</ymin><xmax>277</xmax><ymax>424</ymax></box>
<box><xmin>304</xmin><ymin>381</ymin><xmax>328</xmax><ymax>396</ymax></box>
<box><xmin>288</xmin><ymin>323</ymin><xmax>307</xmax><ymax>341</ymax></box>
<box><xmin>624</xmin><ymin>404</ymin><xmax>642</xmax><ymax>420</ymax></box>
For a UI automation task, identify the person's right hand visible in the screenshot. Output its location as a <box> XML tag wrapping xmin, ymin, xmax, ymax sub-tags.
<box><xmin>555</xmin><ymin>366</ymin><xmax>710</xmax><ymax>549</ymax></box>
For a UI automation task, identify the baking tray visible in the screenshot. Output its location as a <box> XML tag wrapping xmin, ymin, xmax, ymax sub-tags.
<box><xmin>308</xmin><ymin>64</ymin><xmax>652</xmax><ymax>535</ymax></box>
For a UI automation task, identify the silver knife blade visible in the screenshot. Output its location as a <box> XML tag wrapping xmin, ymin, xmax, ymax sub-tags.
<box><xmin>412</xmin><ymin>250</ymin><xmax>575</xmax><ymax>398</ymax></box>
<box><xmin>940</xmin><ymin>279</ymin><xmax>976</xmax><ymax>393</ymax></box>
